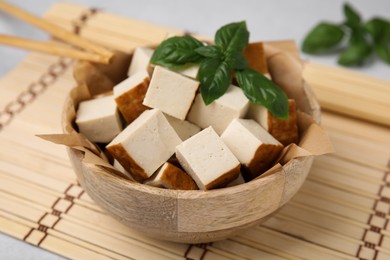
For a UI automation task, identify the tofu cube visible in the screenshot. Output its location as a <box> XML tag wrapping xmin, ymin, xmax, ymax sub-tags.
<box><xmin>221</xmin><ymin>119</ymin><xmax>283</xmax><ymax>181</ymax></box>
<box><xmin>143</xmin><ymin>66</ymin><xmax>200</xmax><ymax>120</ymax></box>
<box><xmin>187</xmin><ymin>85</ymin><xmax>250</xmax><ymax>135</ymax></box>
<box><xmin>106</xmin><ymin>109</ymin><xmax>182</xmax><ymax>182</ymax></box>
<box><xmin>248</xmin><ymin>99</ymin><xmax>298</xmax><ymax>145</ymax></box>
<box><xmin>75</xmin><ymin>95</ymin><xmax>122</xmax><ymax>143</ymax></box>
<box><xmin>145</xmin><ymin>162</ymin><xmax>198</xmax><ymax>190</ymax></box>
<box><xmin>243</xmin><ymin>42</ymin><xmax>268</xmax><ymax>74</ymax></box>
<box><xmin>127</xmin><ymin>47</ymin><xmax>154</xmax><ymax>76</ymax></box>
<box><xmin>247</xmin><ymin>103</ymin><xmax>268</xmax><ymax>128</ymax></box>
<box><xmin>172</xmin><ymin>64</ymin><xmax>199</xmax><ymax>79</ymax></box>
<box><xmin>176</xmin><ymin>126</ymin><xmax>240</xmax><ymax>190</ymax></box>
<box><xmin>164</xmin><ymin>114</ymin><xmax>201</xmax><ymax>141</ymax></box>
<box><xmin>113</xmin><ymin>70</ymin><xmax>150</xmax><ymax>124</ymax></box>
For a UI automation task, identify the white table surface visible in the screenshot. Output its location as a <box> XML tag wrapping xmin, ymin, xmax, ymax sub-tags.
<box><xmin>0</xmin><ymin>0</ymin><xmax>389</xmax><ymax>259</ymax></box>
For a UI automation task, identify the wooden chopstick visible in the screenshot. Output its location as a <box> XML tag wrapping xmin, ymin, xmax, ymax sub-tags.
<box><xmin>0</xmin><ymin>1</ymin><xmax>114</xmax><ymax>63</ymax></box>
<box><xmin>0</xmin><ymin>34</ymin><xmax>111</xmax><ymax>64</ymax></box>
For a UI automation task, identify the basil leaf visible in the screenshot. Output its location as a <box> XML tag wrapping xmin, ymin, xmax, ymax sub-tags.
<box><xmin>344</xmin><ymin>3</ymin><xmax>361</xmax><ymax>28</ymax></box>
<box><xmin>150</xmin><ymin>36</ymin><xmax>204</xmax><ymax>68</ymax></box>
<box><xmin>302</xmin><ymin>22</ymin><xmax>345</xmax><ymax>54</ymax></box>
<box><xmin>215</xmin><ymin>21</ymin><xmax>249</xmax><ymax>55</ymax></box>
<box><xmin>226</xmin><ymin>51</ymin><xmax>247</xmax><ymax>70</ymax></box>
<box><xmin>374</xmin><ymin>42</ymin><xmax>390</xmax><ymax>64</ymax></box>
<box><xmin>195</xmin><ymin>45</ymin><xmax>222</xmax><ymax>58</ymax></box>
<box><xmin>338</xmin><ymin>41</ymin><xmax>372</xmax><ymax>66</ymax></box>
<box><xmin>348</xmin><ymin>26</ymin><xmax>367</xmax><ymax>45</ymax></box>
<box><xmin>198</xmin><ymin>58</ymin><xmax>231</xmax><ymax>105</ymax></box>
<box><xmin>365</xmin><ymin>17</ymin><xmax>390</xmax><ymax>41</ymax></box>
<box><xmin>338</xmin><ymin>26</ymin><xmax>372</xmax><ymax>66</ymax></box>
<box><xmin>236</xmin><ymin>69</ymin><xmax>289</xmax><ymax>119</ymax></box>
<box><xmin>365</xmin><ymin>18</ymin><xmax>390</xmax><ymax>64</ymax></box>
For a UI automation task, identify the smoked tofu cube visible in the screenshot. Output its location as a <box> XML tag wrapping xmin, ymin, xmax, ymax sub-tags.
<box><xmin>164</xmin><ymin>114</ymin><xmax>201</xmax><ymax>141</ymax></box>
<box><xmin>106</xmin><ymin>109</ymin><xmax>182</xmax><ymax>182</ymax></box>
<box><xmin>75</xmin><ymin>95</ymin><xmax>122</xmax><ymax>143</ymax></box>
<box><xmin>145</xmin><ymin>162</ymin><xmax>198</xmax><ymax>190</ymax></box>
<box><xmin>127</xmin><ymin>47</ymin><xmax>154</xmax><ymax>76</ymax></box>
<box><xmin>248</xmin><ymin>99</ymin><xmax>298</xmax><ymax>145</ymax></box>
<box><xmin>143</xmin><ymin>66</ymin><xmax>200</xmax><ymax>120</ymax></box>
<box><xmin>113</xmin><ymin>70</ymin><xmax>150</xmax><ymax>124</ymax></box>
<box><xmin>176</xmin><ymin>127</ymin><xmax>240</xmax><ymax>190</ymax></box>
<box><xmin>243</xmin><ymin>42</ymin><xmax>268</xmax><ymax>74</ymax></box>
<box><xmin>221</xmin><ymin>119</ymin><xmax>283</xmax><ymax>181</ymax></box>
<box><xmin>187</xmin><ymin>85</ymin><xmax>250</xmax><ymax>135</ymax></box>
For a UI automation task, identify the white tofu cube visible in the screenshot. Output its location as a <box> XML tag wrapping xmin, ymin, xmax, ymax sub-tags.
<box><xmin>176</xmin><ymin>126</ymin><xmax>240</xmax><ymax>190</ymax></box>
<box><xmin>221</xmin><ymin>119</ymin><xmax>283</xmax><ymax>180</ymax></box>
<box><xmin>172</xmin><ymin>64</ymin><xmax>199</xmax><ymax>79</ymax></box>
<box><xmin>75</xmin><ymin>95</ymin><xmax>122</xmax><ymax>143</ymax></box>
<box><xmin>247</xmin><ymin>99</ymin><xmax>298</xmax><ymax>145</ymax></box>
<box><xmin>187</xmin><ymin>85</ymin><xmax>250</xmax><ymax>135</ymax></box>
<box><xmin>127</xmin><ymin>47</ymin><xmax>154</xmax><ymax>76</ymax></box>
<box><xmin>145</xmin><ymin>162</ymin><xmax>198</xmax><ymax>190</ymax></box>
<box><xmin>106</xmin><ymin>109</ymin><xmax>182</xmax><ymax>182</ymax></box>
<box><xmin>164</xmin><ymin>114</ymin><xmax>201</xmax><ymax>141</ymax></box>
<box><xmin>113</xmin><ymin>70</ymin><xmax>150</xmax><ymax>124</ymax></box>
<box><xmin>247</xmin><ymin>103</ymin><xmax>268</xmax><ymax>129</ymax></box>
<box><xmin>143</xmin><ymin>66</ymin><xmax>200</xmax><ymax>120</ymax></box>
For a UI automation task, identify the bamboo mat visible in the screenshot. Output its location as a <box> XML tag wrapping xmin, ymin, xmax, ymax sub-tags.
<box><xmin>1</xmin><ymin>2</ymin><xmax>390</xmax><ymax>260</ymax></box>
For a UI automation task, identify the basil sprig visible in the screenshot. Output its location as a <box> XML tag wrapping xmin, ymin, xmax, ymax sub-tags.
<box><xmin>151</xmin><ymin>21</ymin><xmax>289</xmax><ymax>119</ymax></box>
<box><xmin>302</xmin><ymin>3</ymin><xmax>390</xmax><ymax>66</ymax></box>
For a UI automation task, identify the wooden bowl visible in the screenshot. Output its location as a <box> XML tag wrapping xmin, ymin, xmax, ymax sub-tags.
<box><xmin>63</xmin><ymin>46</ymin><xmax>321</xmax><ymax>244</ymax></box>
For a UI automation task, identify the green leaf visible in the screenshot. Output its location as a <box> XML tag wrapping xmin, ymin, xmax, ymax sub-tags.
<box><xmin>226</xmin><ymin>51</ymin><xmax>248</xmax><ymax>70</ymax></box>
<box><xmin>344</xmin><ymin>3</ymin><xmax>361</xmax><ymax>28</ymax></box>
<box><xmin>365</xmin><ymin>17</ymin><xmax>390</xmax><ymax>41</ymax></box>
<box><xmin>150</xmin><ymin>36</ymin><xmax>204</xmax><ymax>68</ymax></box>
<box><xmin>348</xmin><ymin>26</ymin><xmax>367</xmax><ymax>45</ymax></box>
<box><xmin>302</xmin><ymin>22</ymin><xmax>345</xmax><ymax>54</ymax></box>
<box><xmin>215</xmin><ymin>21</ymin><xmax>249</xmax><ymax>55</ymax></box>
<box><xmin>374</xmin><ymin>42</ymin><xmax>390</xmax><ymax>64</ymax></box>
<box><xmin>338</xmin><ymin>41</ymin><xmax>372</xmax><ymax>66</ymax></box>
<box><xmin>195</xmin><ymin>45</ymin><xmax>222</xmax><ymax>58</ymax></box>
<box><xmin>198</xmin><ymin>58</ymin><xmax>231</xmax><ymax>105</ymax></box>
<box><xmin>339</xmin><ymin>22</ymin><xmax>372</xmax><ymax>66</ymax></box>
<box><xmin>365</xmin><ymin>18</ymin><xmax>390</xmax><ymax>64</ymax></box>
<box><xmin>236</xmin><ymin>69</ymin><xmax>289</xmax><ymax>119</ymax></box>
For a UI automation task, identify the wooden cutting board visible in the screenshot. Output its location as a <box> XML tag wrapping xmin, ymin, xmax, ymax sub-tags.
<box><xmin>0</xmin><ymin>3</ymin><xmax>389</xmax><ymax>259</ymax></box>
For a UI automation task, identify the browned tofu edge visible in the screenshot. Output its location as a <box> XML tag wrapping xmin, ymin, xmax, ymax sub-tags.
<box><xmin>243</xmin><ymin>42</ymin><xmax>268</xmax><ymax>74</ymax></box>
<box><xmin>115</xmin><ymin>78</ymin><xmax>150</xmax><ymax>124</ymax></box>
<box><xmin>268</xmin><ymin>99</ymin><xmax>299</xmax><ymax>146</ymax></box>
<box><xmin>160</xmin><ymin>162</ymin><xmax>198</xmax><ymax>190</ymax></box>
<box><xmin>106</xmin><ymin>143</ymin><xmax>149</xmax><ymax>182</ymax></box>
<box><xmin>204</xmin><ymin>164</ymin><xmax>241</xmax><ymax>190</ymax></box>
<box><xmin>243</xmin><ymin>143</ymin><xmax>284</xmax><ymax>181</ymax></box>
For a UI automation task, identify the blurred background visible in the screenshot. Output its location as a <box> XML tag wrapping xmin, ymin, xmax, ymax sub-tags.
<box><xmin>0</xmin><ymin>0</ymin><xmax>389</xmax><ymax>259</ymax></box>
<box><xmin>1</xmin><ymin>0</ymin><xmax>390</xmax><ymax>80</ymax></box>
